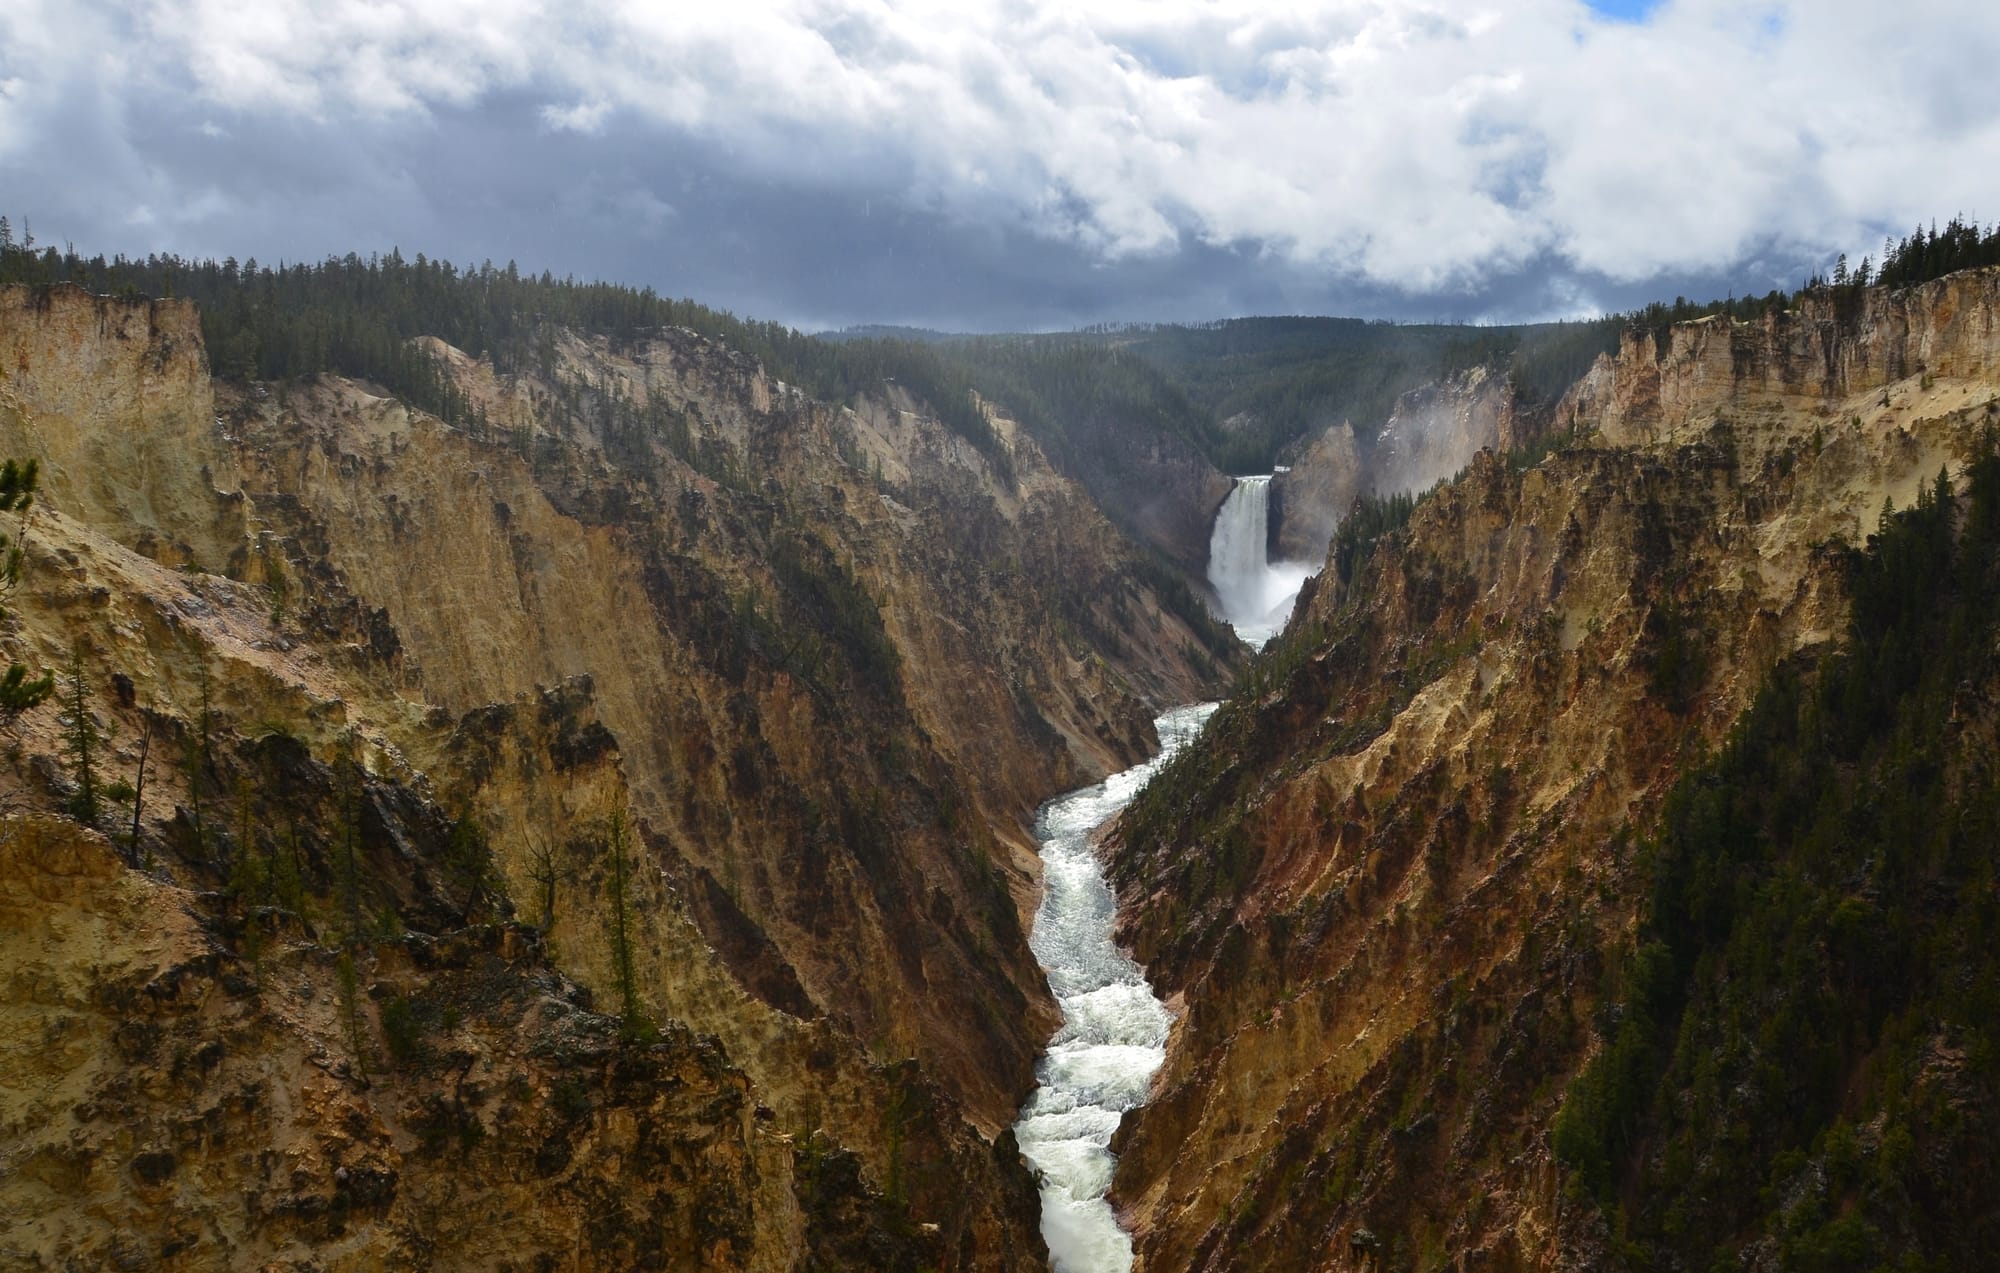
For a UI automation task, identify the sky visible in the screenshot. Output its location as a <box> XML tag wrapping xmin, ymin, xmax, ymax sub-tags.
<box><xmin>1</xmin><ymin>0</ymin><xmax>1996</xmax><ymax>331</ymax></box>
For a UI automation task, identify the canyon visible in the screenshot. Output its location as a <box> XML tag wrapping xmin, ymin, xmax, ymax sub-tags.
<box><xmin>4</xmin><ymin>261</ymin><xmax>1999</xmax><ymax>1272</ymax></box>
<box><xmin>1105</xmin><ymin>268</ymin><xmax>2000</xmax><ymax>1269</ymax></box>
<box><xmin>0</xmin><ymin>281</ymin><xmax>1234</xmax><ymax>1270</ymax></box>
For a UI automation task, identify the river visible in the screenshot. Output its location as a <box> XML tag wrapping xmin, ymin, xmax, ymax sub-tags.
<box><xmin>1012</xmin><ymin>703</ymin><xmax>1219</xmax><ymax>1272</ymax></box>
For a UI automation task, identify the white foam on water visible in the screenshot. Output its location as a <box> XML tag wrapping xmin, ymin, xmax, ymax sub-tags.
<box><xmin>1013</xmin><ymin>703</ymin><xmax>1218</xmax><ymax>1272</ymax></box>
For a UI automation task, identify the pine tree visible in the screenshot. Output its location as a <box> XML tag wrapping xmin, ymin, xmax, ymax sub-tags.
<box><xmin>332</xmin><ymin>729</ymin><xmax>366</xmax><ymax>944</ymax></box>
<box><xmin>443</xmin><ymin>811</ymin><xmax>496</xmax><ymax>924</ymax></box>
<box><xmin>128</xmin><ymin>714</ymin><xmax>154</xmax><ymax>867</ymax></box>
<box><xmin>181</xmin><ymin>660</ymin><xmax>215</xmax><ymax>859</ymax></box>
<box><xmin>602</xmin><ymin>811</ymin><xmax>651</xmax><ymax>1040</ymax></box>
<box><xmin>58</xmin><ymin>644</ymin><xmax>100</xmax><ymax>825</ymax></box>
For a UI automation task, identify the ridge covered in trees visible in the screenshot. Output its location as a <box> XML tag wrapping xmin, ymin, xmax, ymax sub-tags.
<box><xmin>1554</xmin><ymin>440</ymin><xmax>2000</xmax><ymax>1269</ymax></box>
<box><xmin>7</xmin><ymin>213</ymin><xmax>1996</xmax><ymax>481</ymax></box>
<box><xmin>0</xmin><ymin>223</ymin><xmax>1013</xmax><ymax>478</ymax></box>
<box><xmin>930</xmin><ymin>317</ymin><xmax>1632</xmax><ymax>475</ymax></box>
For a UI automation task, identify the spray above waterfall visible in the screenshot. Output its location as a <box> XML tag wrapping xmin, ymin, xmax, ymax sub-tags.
<box><xmin>1207</xmin><ymin>475</ymin><xmax>1315</xmax><ymax>649</ymax></box>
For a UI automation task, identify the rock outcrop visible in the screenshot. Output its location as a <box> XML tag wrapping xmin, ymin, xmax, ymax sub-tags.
<box><xmin>1272</xmin><ymin>365</ymin><xmax>1525</xmax><ymax>567</ymax></box>
<box><xmin>1269</xmin><ymin>423</ymin><xmax>1361</xmax><ymax>565</ymax></box>
<box><xmin>1557</xmin><ymin>268</ymin><xmax>2000</xmax><ymax>444</ymax></box>
<box><xmin>0</xmin><ymin>817</ymin><xmax>831</xmax><ymax>1271</ymax></box>
<box><xmin>0</xmin><ymin>282</ymin><xmax>1237</xmax><ymax>1268</ymax></box>
<box><xmin>1103</xmin><ymin>270</ymin><xmax>2000</xmax><ymax>1270</ymax></box>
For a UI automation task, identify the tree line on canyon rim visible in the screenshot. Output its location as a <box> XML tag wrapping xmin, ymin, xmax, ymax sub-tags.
<box><xmin>9</xmin><ymin>212</ymin><xmax>1996</xmax><ymax>487</ymax></box>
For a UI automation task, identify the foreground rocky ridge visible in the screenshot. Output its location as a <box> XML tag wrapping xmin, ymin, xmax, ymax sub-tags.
<box><xmin>0</xmin><ymin>283</ymin><xmax>1234</xmax><ymax>1268</ymax></box>
<box><xmin>1105</xmin><ymin>269</ymin><xmax>2000</xmax><ymax>1270</ymax></box>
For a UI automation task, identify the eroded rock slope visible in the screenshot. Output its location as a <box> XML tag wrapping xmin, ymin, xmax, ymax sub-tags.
<box><xmin>1104</xmin><ymin>270</ymin><xmax>2000</xmax><ymax>1270</ymax></box>
<box><xmin>0</xmin><ymin>283</ymin><xmax>1236</xmax><ymax>1269</ymax></box>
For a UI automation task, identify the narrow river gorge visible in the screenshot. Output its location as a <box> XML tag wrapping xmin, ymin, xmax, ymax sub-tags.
<box><xmin>1011</xmin><ymin>471</ymin><xmax>1309</xmax><ymax>1268</ymax></box>
<box><xmin>1012</xmin><ymin>704</ymin><xmax>1219</xmax><ymax>1271</ymax></box>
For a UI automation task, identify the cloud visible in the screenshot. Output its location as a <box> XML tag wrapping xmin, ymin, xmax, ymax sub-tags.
<box><xmin>3</xmin><ymin>0</ymin><xmax>1998</xmax><ymax>327</ymax></box>
<box><xmin>540</xmin><ymin>99</ymin><xmax>611</xmax><ymax>135</ymax></box>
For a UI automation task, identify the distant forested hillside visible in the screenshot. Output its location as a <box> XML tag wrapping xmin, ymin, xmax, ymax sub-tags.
<box><xmin>0</xmin><ymin>227</ymin><xmax>1016</xmax><ymax>480</ymax></box>
<box><xmin>7</xmin><ymin>212</ymin><xmax>1994</xmax><ymax>480</ymax></box>
<box><xmin>1102</xmin><ymin>317</ymin><xmax>1621</xmax><ymax>472</ymax></box>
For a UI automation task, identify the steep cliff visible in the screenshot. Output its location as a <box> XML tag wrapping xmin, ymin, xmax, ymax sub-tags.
<box><xmin>936</xmin><ymin>343</ymin><xmax>1240</xmax><ymax>579</ymax></box>
<box><xmin>1103</xmin><ymin>269</ymin><xmax>2000</xmax><ymax>1270</ymax></box>
<box><xmin>0</xmin><ymin>282</ymin><xmax>1235</xmax><ymax>1269</ymax></box>
<box><xmin>0</xmin><ymin>816</ymin><xmax>826</xmax><ymax>1271</ymax></box>
<box><xmin>1068</xmin><ymin>428</ymin><xmax>1237</xmax><ymax>579</ymax></box>
<box><xmin>1269</xmin><ymin>424</ymin><xmax>1362</xmax><ymax>565</ymax></box>
<box><xmin>1272</xmin><ymin>365</ymin><xmax>1528</xmax><ymax>568</ymax></box>
<box><xmin>1556</xmin><ymin>270</ymin><xmax>2000</xmax><ymax>446</ymax></box>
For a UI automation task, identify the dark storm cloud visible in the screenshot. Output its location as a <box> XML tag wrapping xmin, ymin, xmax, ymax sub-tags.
<box><xmin>3</xmin><ymin>1</ymin><xmax>1998</xmax><ymax>330</ymax></box>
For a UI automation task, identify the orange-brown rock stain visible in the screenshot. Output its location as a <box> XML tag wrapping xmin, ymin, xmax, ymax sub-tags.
<box><xmin>1106</xmin><ymin>269</ymin><xmax>2000</xmax><ymax>1272</ymax></box>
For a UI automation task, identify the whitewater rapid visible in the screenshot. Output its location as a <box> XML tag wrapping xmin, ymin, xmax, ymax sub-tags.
<box><xmin>1014</xmin><ymin>703</ymin><xmax>1219</xmax><ymax>1272</ymax></box>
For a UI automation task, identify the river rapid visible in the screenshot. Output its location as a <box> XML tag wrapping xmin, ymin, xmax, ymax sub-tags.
<box><xmin>1012</xmin><ymin>703</ymin><xmax>1218</xmax><ymax>1272</ymax></box>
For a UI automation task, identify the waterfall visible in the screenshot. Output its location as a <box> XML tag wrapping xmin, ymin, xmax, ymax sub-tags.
<box><xmin>1207</xmin><ymin>475</ymin><xmax>1313</xmax><ymax>649</ymax></box>
<box><xmin>1207</xmin><ymin>476</ymin><xmax>1271</xmax><ymax>623</ymax></box>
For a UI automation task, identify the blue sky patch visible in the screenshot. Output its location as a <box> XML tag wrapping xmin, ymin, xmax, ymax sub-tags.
<box><xmin>1584</xmin><ymin>0</ymin><xmax>1664</xmax><ymax>21</ymax></box>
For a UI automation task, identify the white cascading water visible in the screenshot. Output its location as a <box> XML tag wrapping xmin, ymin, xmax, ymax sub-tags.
<box><xmin>1207</xmin><ymin>475</ymin><xmax>1314</xmax><ymax>649</ymax></box>
<box><xmin>1014</xmin><ymin>703</ymin><xmax>1218</xmax><ymax>1273</ymax></box>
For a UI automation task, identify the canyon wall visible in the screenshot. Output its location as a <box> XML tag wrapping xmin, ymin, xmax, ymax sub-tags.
<box><xmin>1033</xmin><ymin>411</ymin><xmax>1238</xmax><ymax>579</ymax></box>
<box><xmin>1105</xmin><ymin>271</ymin><xmax>2000</xmax><ymax>1270</ymax></box>
<box><xmin>1272</xmin><ymin>365</ymin><xmax>1524</xmax><ymax>566</ymax></box>
<box><xmin>0</xmin><ymin>283</ymin><xmax>1236</xmax><ymax>1269</ymax></box>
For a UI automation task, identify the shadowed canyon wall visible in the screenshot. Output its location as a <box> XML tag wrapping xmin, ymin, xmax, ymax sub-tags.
<box><xmin>0</xmin><ymin>283</ymin><xmax>1237</xmax><ymax>1270</ymax></box>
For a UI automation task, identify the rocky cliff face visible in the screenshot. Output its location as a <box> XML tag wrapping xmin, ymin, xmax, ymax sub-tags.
<box><xmin>0</xmin><ymin>283</ymin><xmax>1235</xmax><ymax>1269</ymax></box>
<box><xmin>0</xmin><ymin>817</ymin><xmax>834</xmax><ymax>1272</ymax></box>
<box><xmin>1015</xmin><ymin>408</ymin><xmax>1235</xmax><ymax>581</ymax></box>
<box><xmin>1272</xmin><ymin>365</ymin><xmax>1524</xmax><ymax>566</ymax></box>
<box><xmin>1086</xmin><ymin>432</ymin><xmax>1238</xmax><ymax>579</ymax></box>
<box><xmin>1269</xmin><ymin>423</ymin><xmax>1361</xmax><ymax>565</ymax></box>
<box><xmin>1103</xmin><ymin>271</ymin><xmax>2000</xmax><ymax>1270</ymax></box>
<box><xmin>1557</xmin><ymin>269</ymin><xmax>2000</xmax><ymax>447</ymax></box>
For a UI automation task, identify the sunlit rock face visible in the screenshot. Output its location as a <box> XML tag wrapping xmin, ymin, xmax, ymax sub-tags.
<box><xmin>1271</xmin><ymin>365</ymin><xmax>1522</xmax><ymax>570</ymax></box>
<box><xmin>0</xmin><ymin>282</ymin><xmax>1238</xmax><ymax>1269</ymax></box>
<box><xmin>1104</xmin><ymin>270</ymin><xmax>2000</xmax><ymax>1271</ymax></box>
<box><xmin>1270</xmin><ymin>422</ymin><xmax>1363</xmax><ymax>564</ymax></box>
<box><xmin>1558</xmin><ymin>269</ymin><xmax>2000</xmax><ymax>447</ymax></box>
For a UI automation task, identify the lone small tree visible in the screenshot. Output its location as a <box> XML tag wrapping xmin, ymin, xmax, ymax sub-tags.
<box><xmin>127</xmin><ymin>714</ymin><xmax>154</xmax><ymax>863</ymax></box>
<box><xmin>180</xmin><ymin>658</ymin><xmax>217</xmax><ymax>859</ymax></box>
<box><xmin>58</xmin><ymin>644</ymin><xmax>101</xmax><ymax>826</ymax></box>
<box><xmin>601</xmin><ymin>811</ymin><xmax>651</xmax><ymax>1041</ymax></box>
<box><xmin>266</xmin><ymin>554</ymin><xmax>291</xmax><ymax>629</ymax></box>
<box><xmin>331</xmin><ymin>728</ymin><xmax>367</xmax><ymax>945</ymax></box>
<box><xmin>526</xmin><ymin>828</ymin><xmax>561</xmax><ymax>932</ymax></box>
<box><xmin>443</xmin><ymin>810</ymin><xmax>497</xmax><ymax>924</ymax></box>
<box><xmin>0</xmin><ymin>458</ymin><xmax>53</xmax><ymax>721</ymax></box>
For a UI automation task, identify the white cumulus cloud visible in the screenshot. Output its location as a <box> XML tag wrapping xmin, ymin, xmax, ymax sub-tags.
<box><xmin>4</xmin><ymin>0</ymin><xmax>1999</xmax><ymax>310</ymax></box>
